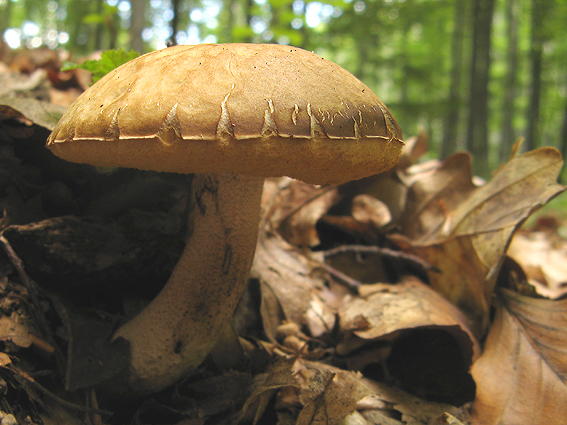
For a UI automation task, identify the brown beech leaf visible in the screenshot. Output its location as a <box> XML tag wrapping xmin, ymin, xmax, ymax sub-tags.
<box><xmin>296</xmin><ymin>368</ymin><xmax>372</xmax><ymax>425</ymax></box>
<box><xmin>351</xmin><ymin>194</ymin><xmax>392</xmax><ymax>230</ymax></box>
<box><xmin>0</xmin><ymin>96</ymin><xmax>66</xmax><ymax>130</ymax></box>
<box><xmin>401</xmin><ymin>153</ymin><xmax>476</xmax><ymax>240</ymax></box>
<box><xmin>253</xmin><ymin>179</ymin><xmax>337</xmax><ymax>341</ymax></box>
<box><xmin>296</xmin><ymin>360</ymin><xmax>472</xmax><ymax>425</ymax></box>
<box><xmin>348</xmin><ymin>170</ymin><xmax>407</xmax><ymax>226</ymax></box>
<box><xmin>0</xmin><ymin>315</ymin><xmax>33</xmax><ymax>349</ymax></box>
<box><xmin>339</xmin><ymin>276</ymin><xmax>480</xmax><ymax>360</ymax></box>
<box><xmin>238</xmin><ymin>357</ymin><xmax>300</xmax><ymax>424</ymax></box>
<box><xmin>403</xmin><ymin>147</ymin><xmax>565</xmax><ymax>334</ymax></box>
<box><xmin>396</xmin><ymin>130</ymin><xmax>429</xmax><ymax>170</ymax></box>
<box><xmin>338</xmin><ymin>277</ymin><xmax>478</xmax><ymax>406</ymax></box>
<box><xmin>276</xmin><ymin>180</ymin><xmax>340</xmax><ymax>247</ymax></box>
<box><xmin>251</xmin><ymin>230</ymin><xmax>336</xmax><ymax>341</ymax></box>
<box><xmin>507</xmin><ymin>232</ymin><xmax>567</xmax><ymax>298</ymax></box>
<box><xmin>471</xmin><ymin>288</ymin><xmax>567</xmax><ymax>424</ymax></box>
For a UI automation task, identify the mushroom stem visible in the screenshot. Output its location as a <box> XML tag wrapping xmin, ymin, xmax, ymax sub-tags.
<box><xmin>113</xmin><ymin>172</ymin><xmax>264</xmax><ymax>394</ymax></box>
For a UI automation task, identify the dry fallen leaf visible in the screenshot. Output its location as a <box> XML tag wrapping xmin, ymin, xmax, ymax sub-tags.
<box><xmin>351</xmin><ymin>194</ymin><xmax>392</xmax><ymax>230</ymax></box>
<box><xmin>252</xmin><ymin>179</ymin><xmax>338</xmax><ymax>341</ymax></box>
<box><xmin>296</xmin><ymin>368</ymin><xmax>372</xmax><ymax>425</ymax></box>
<box><xmin>239</xmin><ymin>357</ymin><xmax>300</xmax><ymax>424</ymax></box>
<box><xmin>252</xmin><ymin>229</ymin><xmax>336</xmax><ymax>341</ymax></box>
<box><xmin>0</xmin><ymin>96</ymin><xmax>66</xmax><ymax>130</ymax></box>
<box><xmin>507</xmin><ymin>231</ymin><xmax>567</xmax><ymax>298</ymax></box>
<box><xmin>339</xmin><ymin>276</ymin><xmax>479</xmax><ymax>357</ymax></box>
<box><xmin>0</xmin><ymin>315</ymin><xmax>33</xmax><ymax>349</ymax></box>
<box><xmin>471</xmin><ymin>288</ymin><xmax>567</xmax><ymax>424</ymax></box>
<box><xmin>338</xmin><ymin>276</ymin><xmax>478</xmax><ymax>406</ymax></box>
<box><xmin>276</xmin><ymin>180</ymin><xmax>340</xmax><ymax>248</ymax></box>
<box><xmin>396</xmin><ymin>129</ymin><xmax>430</xmax><ymax>170</ymax></box>
<box><xmin>401</xmin><ymin>153</ymin><xmax>477</xmax><ymax>240</ymax></box>
<box><xmin>298</xmin><ymin>360</ymin><xmax>472</xmax><ymax>425</ymax></box>
<box><xmin>402</xmin><ymin>146</ymin><xmax>565</xmax><ymax>334</ymax></box>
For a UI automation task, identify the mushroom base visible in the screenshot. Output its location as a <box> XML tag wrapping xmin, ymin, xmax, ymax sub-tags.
<box><xmin>112</xmin><ymin>172</ymin><xmax>264</xmax><ymax>394</ymax></box>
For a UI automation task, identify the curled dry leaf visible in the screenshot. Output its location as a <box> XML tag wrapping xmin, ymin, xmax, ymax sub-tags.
<box><xmin>402</xmin><ymin>146</ymin><xmax>565</xmax><ymax>334</ymax></box>
<box><xmin>0</xmin><ymin>96</ymin><xmax>66</xmax><ymax>130</ymax></box>
<box><xmin>251</xmin><ymin>229</ymin><xmax>336</xmax><ymax>341</ymax></box>
<box><xmin>238</xmin><ymin>357</ymin><xmax>300</xmax><ymax>424</ymax></box>
<box><xmin>339</xmin><ymin>276</ymin><xmax>479</xmax><ymax>360</ymax></box>
<box><xmin>348</xmin><ymin>170</ymin><xmax>407</xmax><ymax>226</ymax></box>
<box><xmin>296</xmin><ymin>367</ymin><xmax>373</xmax><ymax>425</ymax></box>
<box><xmin>276</xmin><ymin>180</ymin><xmax>341</xmax><ymax>247</ymax></box>
<box><xmin>338</xmin><ymin>276</ymin><xmax>478</xmax><ymax>406</ymax></box>
<box><xmin>351</xmin><ymin>194</ymin><xmax>392</xmax><ymax>230</ymax></box>
<box><xmin>396</xmin><ymin>129</ymin><xmax>429</xmax><ymax>170</ymax></box>
<box><xmin>298</xmin><ymin>360</ymin><xmax>472</xmax><ymax>425</ymax></box>
<box><xmin>401</xmin><ymin>153</ymin><xmax>476</xmax><ymax>240</ymax></box>
<box><xmin>253</xmin><ymin>179</ymin><xmax>337</xmax><ymax>341</ymax></box>
<box><xmin>0</xmin><ymin>315</ymin><xmax>33</xmax><ymax>349</ymax></box>
<box><xmin>507</xmin><ymin>232</ymin><xmax>567</xmax><ymax>298</ymax></box>
<box><xmin>471</xmin><ymin>288</ymin><xmax>567</xmax><ymax>424</ymax></box>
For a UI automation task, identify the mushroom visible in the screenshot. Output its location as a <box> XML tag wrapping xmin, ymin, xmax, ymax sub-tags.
<box><xmin>46</xmin><ymin>44</ymin><xmax>404</xmax><ymax>394</ymax></box>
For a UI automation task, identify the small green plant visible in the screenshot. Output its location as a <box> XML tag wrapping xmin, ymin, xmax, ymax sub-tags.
<box><xmin>63</xmin><ymin>48</ymin><xmax>140</xmax><ymax>84</ymax></box>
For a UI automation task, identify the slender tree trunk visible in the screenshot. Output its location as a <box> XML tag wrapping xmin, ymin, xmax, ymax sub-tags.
<box><xmin>399</xmin><ymin>24</ymin><xmax>411</xmax><ymax>107</ymax></box>
<box><xmin>108</xmin><ymin>15</ymin><xmax>118</xmax><ymax>50</ymax></box>
<box><xmin>129</xmin><ymin>0</ymin><xmax>146</xmax><ymax>53</ymax></box>
<box><xmin>169</xmin><ymin>0</ymin><xmax>181</xmax><ymax>45</ymax></box>
<box><xmin>0</xmin><ymin>0</ymin><xmax>12</xmax><ymax>59</ymax></box>
<box><xmin>561</xmin><ymin>102</ymin><xmax>567</xmax><ymax>162</ymax></box>
<box><xmin>356</xmin><ymin>42</ymin><xmax>369</xmax><ymax>82</ymax></box>
<box><xmin>299</xmin><ymin>3</ymin><xmax>308</xmax><ymax>48</ymax></box>
<box><xmin>94</xmin><ymin>0</ymin><xmax>104</xmax><ymax>51</ymax></box>
<box><xmin>466</xmin><ymin>0</ymin><xmax>495</xmax><ymax>177</ymax></box>
<box><xmin>245</xmin><ymin>0</ymin><xmax>254</xmax><ymax>42</ymax></box>
<box><xmin>0</xmin><ymin>0</ymin><xmax>12</xmax><ymax>35</ymax></box>
<box><xmin>221</xmin><ymin>0</ymin><xmax>235</xmax><ymax>42</ymax></box>
<box><xmin>561</xmin><ymin>71</ymin><xmax>567</xmax><ymax>180</ymax></box>
<box><xmin>525</xmin><ymin>0</ymin><xmax>547</xmax><ymax>151</ymax></box>
<box><xmin>499</xmin><ymin>0</ymin><xmax>519</xmax><ymax>160</ymax></box>
<box><xmin>441</xmin><ymin>0</ymin><xmax>466</xmax><ymax>158</ymax></box>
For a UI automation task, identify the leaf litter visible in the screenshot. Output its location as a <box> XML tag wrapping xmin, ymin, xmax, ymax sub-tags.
<box><xmin>0</xmin><ymin>57</ymin><xmax>566</xmax><ymax>424</ymax></box>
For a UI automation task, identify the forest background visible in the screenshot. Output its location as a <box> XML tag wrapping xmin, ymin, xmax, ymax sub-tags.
<box><xmin>1</xmin><ymin>0</ymin><xmax>566</xmax><ymax>183</ymax></box>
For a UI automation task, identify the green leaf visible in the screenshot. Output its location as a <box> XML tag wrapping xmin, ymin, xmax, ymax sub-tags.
<box><xmin>62</xmin><ymin>49</ymin><xmax>141</xmax><ymax>84</ymax></box>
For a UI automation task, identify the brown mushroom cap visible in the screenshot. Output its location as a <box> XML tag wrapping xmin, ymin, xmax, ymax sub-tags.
<box><xmin>47</xmin><ymin>44</ymin><xmax>404</xmax><ymax>185</ymax></box>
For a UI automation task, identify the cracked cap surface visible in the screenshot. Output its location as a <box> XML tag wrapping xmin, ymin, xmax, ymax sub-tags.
<box><xmin>47</xmin><ymin>44</ymin><xmax>404</xmax><ymax>185</ymax></box>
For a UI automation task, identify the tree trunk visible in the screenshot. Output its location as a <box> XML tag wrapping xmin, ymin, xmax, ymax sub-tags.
<box><xmin>525</xmin><ymin>0</ymin><xmax>547</xmax><ymax>151</ymax></box>
<box><xmin>561</xmin><ymin>75</ymin><xmax>567</xmax><ymax>182</ymax></box>
<box><xmin>245</xmin><ymin>0</ymin><xmax>254</xmax><ymax>42</ymax></box>
<box><xmin>129</xmin><ymin>0</ymin><xmax>146</xmax><ymax>53</ymax></box>
<box><xmin>169</xmin><ymin>0</ymin><xmax>181</xmax><ymax>45</ymax></box>
<box><xmin>499</xmin><ymin>0</ymin><xmax>520</xmax><ymax>161</ymax></box>
<box><xmin>221</xmin><ymin>0</ymin><xmax>235</xmax><ymax>42</ymax></box>
<box><xmin>466</xmin><ymin>0</ymin><xmax>495</xmax><ymax>177</ymax></box>
<box><xmin>0</xmin><ymin>0</ymin><xmax>12</xmax><ymax>36</ymax></box>
<box><xmin>94</xmin><ymin>0</ymin><xmax>104</xmax><ymax>51</ymax></box>
<box><xmin>441</xmin><ymin>0</ymin><xmax>466</xmax><ymax>158</ymax></box>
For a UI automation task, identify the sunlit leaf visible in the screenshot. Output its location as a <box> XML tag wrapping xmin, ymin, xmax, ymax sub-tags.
<box><xmin>63</xmin><ymin>48</ymin><xmax>140</xmax><ymax>84</ymax></box>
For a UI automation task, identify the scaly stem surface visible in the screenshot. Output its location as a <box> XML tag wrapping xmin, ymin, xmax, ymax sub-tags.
<box><xmin>113</xmin><ymin>173</ymin><xmax>264</xmax><ymax>394</ymax></box>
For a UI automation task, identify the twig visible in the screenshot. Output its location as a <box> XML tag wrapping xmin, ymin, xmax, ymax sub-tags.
<box><xmin>5</xmin><ymin>363</ymin><xmax>113</xmax><ymax>417</ymax></box>
<box><xmin>322</xmin><ymin>244</ymin><xmax>440</xmax><ymax>273</ymax></box>
<box><xmin>317</xmin><ymin>262</ymin><xmax>362</xmax><ymax>294</ymax></box>
<box><xmin>0</xmin><ymin>235</ymin><xmax>66</xmax><ymax>373</ymax></box>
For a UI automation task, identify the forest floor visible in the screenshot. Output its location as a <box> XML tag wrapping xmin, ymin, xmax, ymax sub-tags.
<box><xmin>0</xmin><ymin>47</ymin><xmax>566</xmax><ymax>425</ymax></box>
